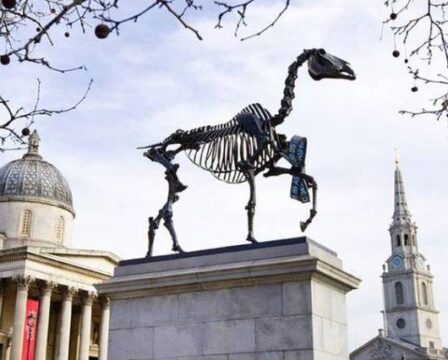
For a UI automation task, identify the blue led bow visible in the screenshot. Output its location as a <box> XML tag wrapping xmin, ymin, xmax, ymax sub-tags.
<box><xmin>285</xmin><ymin>135</ymin><xmax>310</xmax><ymax>203</ymax></box>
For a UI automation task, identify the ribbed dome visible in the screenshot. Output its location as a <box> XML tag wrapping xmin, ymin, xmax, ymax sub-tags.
<box><xmin>0</xmin><ymin>131</ymin><xmax>74</xmax><ymax>214</ymax></box>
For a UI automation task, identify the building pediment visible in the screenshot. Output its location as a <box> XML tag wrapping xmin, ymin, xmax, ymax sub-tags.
<box><xmin>43</xmin><ymin>247</ymin><xmax>120</xmax><ymax>274</ymax></box>
<box><xmin>350</xmin><ymin>335</ymin><xmax>435</xmax><ymax>360</ymax></box>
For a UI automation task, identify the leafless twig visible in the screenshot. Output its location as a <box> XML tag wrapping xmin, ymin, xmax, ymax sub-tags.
<box><xmin>0</xmin><ymin>0</ymin><xmax>289</xmax><ymax>152</ymax></box>
<box><xmin>214</xmin><ymin>0</ymin><xmax>289</xmax><ymax>40</ymax></box>
<box><xmin>384</xmin><ymin>0</ymin><xmax>448</xmax><ymax>121</ymax></box>
<box><xmin>0</xmin><ymin>79</ymin><xmax>92</xmax><ymax>152</ymax></box>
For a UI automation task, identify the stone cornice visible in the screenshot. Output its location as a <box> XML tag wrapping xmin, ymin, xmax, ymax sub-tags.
<box><xmin>386</xmin><ymin>305</ymin><xmax>440</xmax><ymax>315</ymax></box>
<box><xmin>0</xmin><ymin>196</ymin><xmax>75</xmax><ymax>217</ymax></box>
<box><xmin>98</xmin><ymin>254</ymin><xmax>360</xmax><ymax>300</ymax></box>
<box><xmin>382</xmin><ymin>269</ymin><xmax>434</xmax><ymax>280</ymax></box>
<box><xmin>44</xmin><ymin>248</ymin><xmax>120</xmax><ymax>264</ymax></box>
<box><xmin>0</xmin><ymin>247</ymin><xmax>111</xmax><ymax>281</ymax></box>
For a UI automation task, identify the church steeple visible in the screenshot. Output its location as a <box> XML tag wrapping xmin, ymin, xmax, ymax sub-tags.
<box><xmin>392</xmin><ymin>151</ymin><xmax>412</xmax><ymax>223</ymax></box>
<box><xmin>388</xmin><ymin>152</ymin><xmax>418</xmax><ymax>254</ymax></box>
<box><xmin>382</xmin><ymin>153</ymin><xmax>443</xmax><ymax>354</ymax></box>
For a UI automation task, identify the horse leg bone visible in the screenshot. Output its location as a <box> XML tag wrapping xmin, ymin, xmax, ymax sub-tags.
<box><xmin>161</xmin><ymin>201</ymin><xmax>184</xmax><ymax>253</ymax></box>
<box><xmin>241</xmin><ymin>163</ymin><xmax>257</xmax><ymax>244</ymax></box>
<box><xmin>300</xmin><ymin>175</ymin><xmax>318</xmax><ymax>232</ymax></box>
<box><xmin>147</xmin><ymin>214</ymin><xmax>162</xmax><ymax>257</ymax></box>
<box><xmin>144</xmin><ymin>147</ymin><xmax>187</xmax><ymax>255</ymax></box>
<box><xmin>163</xmin><ymin>165</ymin><xmax>186</xmax><ymax>253</ymax></box>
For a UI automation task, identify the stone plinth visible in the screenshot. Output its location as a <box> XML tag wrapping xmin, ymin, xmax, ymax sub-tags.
<box><xmin>97</xmin><ymin>237</ymin><xmax>360</xmax><ymax>360</ymax></box>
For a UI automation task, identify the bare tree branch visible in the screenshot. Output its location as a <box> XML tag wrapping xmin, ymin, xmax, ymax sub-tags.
<box><xmin>0</xmin><ymin>78</ymin><xmax>92</xmax><ymax>152</ymax></box>
<box><xmin>1</xmin><ymin>0</ymin><xmax>288</xmax><ymax>69</ymax></box>
<box><xmin>0</xmin><ymin>0</ymin><xmax>289</xmax><ymax>152</ymax></box>
<box><xmin>160</xmin><ymin>0</ymin><xmax>203</xmax><ymax>40</ymax></box>
<box><xmin>214</xmin><ymin>0</ymin><xmax>290</xmax><ymax>40</ymax></box>
<box><xmin>383</xmin><ymin>0</ymin><xmax>448</xmax><ymax>121</ymax></box>
<box><xmin>241</xmin><ymin>0</ymin><xmax>290</xmax><ymax>41</ymax></box>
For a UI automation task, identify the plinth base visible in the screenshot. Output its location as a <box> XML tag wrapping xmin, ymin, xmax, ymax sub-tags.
<box><xmin>97</xmin><ymin>237</ymin><xmax>360</xmax><ymax>360</ymax></box>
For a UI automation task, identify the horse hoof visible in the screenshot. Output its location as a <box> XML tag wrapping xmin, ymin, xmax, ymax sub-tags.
<box><xmin>246</xmin><ymin>236</ymin><xmax>257</xmax><ymax>244</ymax></box>
<box><xmin>300</xmin><ymin>222</ymin><xmax>308</xmax><ymax>232</ymax></box>
<box><xmin>172</xmin><ymin>245</ymin><xmax>185</xmax><ymax>253</ymax></box>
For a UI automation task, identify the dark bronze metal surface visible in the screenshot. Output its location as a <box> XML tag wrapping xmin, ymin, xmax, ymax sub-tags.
<box><xmin>140</xmin><ymin>48</ymin><xmax>355</xmax><ymax>256</ymax></box>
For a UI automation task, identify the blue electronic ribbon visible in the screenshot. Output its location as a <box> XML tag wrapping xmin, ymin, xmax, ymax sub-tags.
<box><xmin>285</xmin><ymin>135</ymin><xmax>310</xmax><ymax>203</ymax></box>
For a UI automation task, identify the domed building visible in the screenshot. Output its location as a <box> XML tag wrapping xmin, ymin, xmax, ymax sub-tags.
<box><xmin>0</xmin><ymin>131</ymin><xmax>75</xmax><ymax>249</ymax></box>
<box><xmin>0</xmin><ymin>131</ymin><xmax>119</xmax><ymax>360</ymax></box>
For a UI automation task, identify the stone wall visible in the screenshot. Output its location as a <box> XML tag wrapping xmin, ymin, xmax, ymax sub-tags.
<box><xmin>99</xmin><ymin>238</ymin><xmax>360</xmax><ymax>360</ymax></box>
<box><xmin>0</xmin><ymin>201</ymin><xmax>74</xmax><ymax>247</ymax></box>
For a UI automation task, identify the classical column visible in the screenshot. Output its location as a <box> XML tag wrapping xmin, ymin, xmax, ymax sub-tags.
<box><xmin>79</xmin><ymin>292</ymin><xmax>96</xmax><ymax>360</ymax></box>
<box><xmin>11</xmin><ymin>275</ymin><xmax>34</xmax><ymax>360</ymax></box>
<box><xmin>98</xmin><ymin>298</ymin><xmax>110</xmax><ymax>360</ymax></box>
<box><xmin>35</xmin><ymin>281</ymin><xmax>57</xmax><ymax>360</ymax></box>
<box><xmin>56</xmin><ymin>287</ymin><xmax>77</xmax><ymax>360</ymax></box>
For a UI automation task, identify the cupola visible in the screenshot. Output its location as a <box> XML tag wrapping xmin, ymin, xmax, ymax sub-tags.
<box><xmin>0</xmin><ymin>131</ymin><xmax>74</xmax><ymax>248</ymax></box>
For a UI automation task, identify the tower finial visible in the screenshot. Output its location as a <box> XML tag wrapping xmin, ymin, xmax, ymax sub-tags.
<box><xmin>394</xmin><ymin>147</ymin><xmax>400</xmax><ymax>167</ymax></box>
<box><xmin>24</xmin><ymin>130</ymin><xmax>41</xmax><ymax>158</ymax></box>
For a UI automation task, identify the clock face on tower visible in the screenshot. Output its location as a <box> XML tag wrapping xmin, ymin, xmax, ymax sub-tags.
<box><xmin>392</xmin><ymin>255</ymin><xmax>403</xmax><ymax>269</ymax></box>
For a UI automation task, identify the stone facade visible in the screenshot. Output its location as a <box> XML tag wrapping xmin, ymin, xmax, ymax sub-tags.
<box><xmin>98</xmin><ymin>238</ymin><xmax>360</xmax><ymax>360</ymax></box>
<box><xmin>0</xmin><ymin>133</ymin><xmax>120</xmax><ymax>360</ymax></box>
<box><xmin>0</xmin><ymin>243</ymin><xmax>119</xmax><ymax>360</ymax></box>
<box><xmin>0</xmin><ymin>201</ymin><xmax>74</xmax><ymax>248</ymax></box>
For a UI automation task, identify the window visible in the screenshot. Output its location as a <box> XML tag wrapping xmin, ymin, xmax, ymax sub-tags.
<box><xmin>429</xmin><ymin>341</ymin><xmax>435</xmax><ymax>349</ymax></box>
<box><xmin>55</xmin><ymin>216</ymin><xmax>64</xmax><ymax>243</ymax></box>
<box><xmin>396</xmin><ymin>318</ymin><xmax>406</xmax><ymax>329</ymax></box>
<box><xmin>395</xmin><ymin>282</ymin><xmax>404</xmax><ymax>305</ymax></box>
<box><xmin>396</xmin><ymin>235</ymin><xmax>401</xmax><ymax>246</ymax></box>
<box><xmin>422</xmin><ymin>282</ymin><xmax>429</xmax><ymax>305</ymax></box>
<box><xmin>20</xmin><ymin>209</ymin><xmax>32</xmax><ymax>237</ymax></box>
<box><xmin>404</xmin><ymin>234</ymin><xmax>409</xmax><ymax>246</ymax></box>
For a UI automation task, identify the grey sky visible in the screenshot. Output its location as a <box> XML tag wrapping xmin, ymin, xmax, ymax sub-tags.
<box><xmin>1</xmin><ymin>0</ymin><xmax>447</xmax><ymax>351</ymax></box>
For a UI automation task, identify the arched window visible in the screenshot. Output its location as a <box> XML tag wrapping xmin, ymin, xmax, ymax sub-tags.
<box><xmin>55</xmin><ymin>216</ymin><xmax>65</xmax><ymax>243</ymax></box>
<box><xmin>404</xmin><ymin>234</ymin><xmax>409</xmax><ymax>246</ymax></box>
<box><xmin>422</xmin><ymin>282</ymin><xmax>428</xmax><ymax>305</ymax></box>
<box><xmin>396</xmin><ymin>235</ymin><xmax>401</xmax><ymax>247</ymax></box>
<box><xmin>20</xmin><ymin>209</ymin><xmax>32</xmax><ymax>237</ymax></box>
<box><xmin>395</xmin><ymin>282</ymin><xmax>404</xmax><ymax>305</ymax></box>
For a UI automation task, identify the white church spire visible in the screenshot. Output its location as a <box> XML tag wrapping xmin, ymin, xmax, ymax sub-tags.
<box><xmin>388</xmin><ymin>152</ymin><xmax>418</xmax><ymax>254</ymax></box>
<box><xmin>392</xmin><ymin>150</ymin><xmax>412</xmax><ymax>223</ymax></box>
<box><xmin>351</xmin><ymin>153</ymin><xmax>447</xmax><ymax>359</ymax></box>
<box><xmin>382</xmin><ymin>153</ymin><xmax>443</xmax><ymax>354</ymax></box>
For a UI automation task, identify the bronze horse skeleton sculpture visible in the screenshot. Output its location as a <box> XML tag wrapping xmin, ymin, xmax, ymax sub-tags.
<box><xmin>140</xmin><ymin>48</ymin><xmax>355</xmax><ymax>256</ymax></box>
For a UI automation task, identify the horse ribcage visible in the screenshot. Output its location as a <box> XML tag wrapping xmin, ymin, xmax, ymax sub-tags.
<box><xmin>184</xmin><ymin>104</ymin><xmax>279</xmax><ymax>184</ymax></box>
